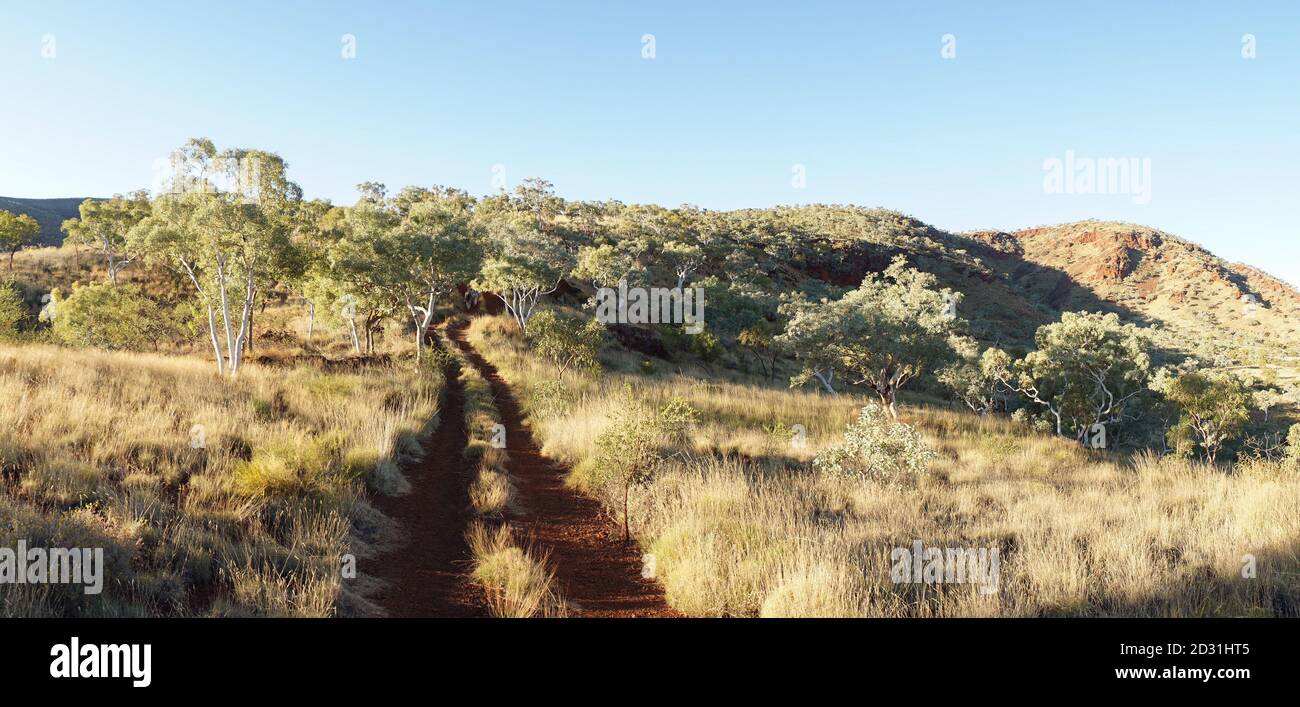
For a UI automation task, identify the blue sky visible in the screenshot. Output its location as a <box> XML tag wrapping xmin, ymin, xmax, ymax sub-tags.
<box><xmin>2</xmin><ymin>1</ymin><xmax>1297</xmax><ymax>282</ymax></box>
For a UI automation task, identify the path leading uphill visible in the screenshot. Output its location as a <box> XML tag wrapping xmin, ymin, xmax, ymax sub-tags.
<box><xmin>360</xmin><ymin>347</ymin><xmax>483</xmax><ymax>618</ymax></box>
<box><xmin>449</xmin><ymin>321</ymin><xmax>679</xmax><ymax>618</ymax></box>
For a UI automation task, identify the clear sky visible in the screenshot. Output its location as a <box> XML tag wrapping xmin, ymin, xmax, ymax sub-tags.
<box><xmin>2</xmin><ymin>1</ymin><xmax>1297</xmax><ymax>282</ymax></box>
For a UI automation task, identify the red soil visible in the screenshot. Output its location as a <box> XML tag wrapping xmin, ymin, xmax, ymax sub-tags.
<box><xmin>359</xmin><ymin>351</ymin><xmax>484</xmax><ymax>618</ymax></box>
<box><xmin>449</xmin><ymin>321</ymin><xmax>680</xmax><ymax>618</ymax></box>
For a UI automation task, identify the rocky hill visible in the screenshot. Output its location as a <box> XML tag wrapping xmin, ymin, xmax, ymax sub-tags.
<box><xmin>958</xmin><ymin>220</ymin><xmax>1300</xmax><ymax>367</ymax></box>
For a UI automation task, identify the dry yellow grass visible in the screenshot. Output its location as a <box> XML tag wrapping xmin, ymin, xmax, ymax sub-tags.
<box><xmin>467</xmin><ymin>521</ymin><xmax>568</xmax><ymax>618</ymax></box>
<box><xmin>0</xmin><ymin>341</ymin><xmax>440</xmax><ymax>617</ymax></box>
<box><xmin>468</xmin><ymin>314</ymin><xmax>1300</xmax><ymax>617</ymax></box>
<box><xmin>439</xmin><ymin>327</ymin><xmax>566</xmax><ymax>616</ymax></box>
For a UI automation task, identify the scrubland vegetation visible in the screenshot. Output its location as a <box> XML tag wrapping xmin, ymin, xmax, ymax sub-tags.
<box><xmin>469</xmin><ymin>315</ymin><xmax>1300</xmax><ymax>617</ymax></box>
<box><xmin>3</xmin><ymin>135</ymin><xmax>1298</xmax><ymax>618</ymax></box>
<box><xmin>0</xmin><ymin>342</ymin><xmax>439</xmax><ymax>616</ymax></box>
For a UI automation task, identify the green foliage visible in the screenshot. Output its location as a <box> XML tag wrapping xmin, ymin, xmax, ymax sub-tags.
<box><xmin>1161</xmin><ymin>371</ymin><xmax>1252</xmax><ymax>463</ymax></box>
<box><xmin>591</xmin><ymin>385</ymin><xmax>698</xmax><ymax>539</ymax></box>
<box><xmin>812</xmin><ymin>404</ymin><xmax>935</xmax><ymax>487</ymax></box>
<box><xmin>777</xmin><ymin>255</ymin><xmax>962</xmax><ymax>416</ymax></box>
<box><xmin>990</xmin><ymin>311</ymin><xmax>1152</xmax><ymax>443</ymax></box>
<box><xmin>61</xmin><ymin>192</ymin><xmax>151</xmax><ymax>284</ymax></box>
<box><xmin>127</xmin><ymin>138</ymin><xmax>305</xmax><ymax>374</ymax></box>
<box><xmin>572</xmin><ymin>243</ymin><xmax>636</xmax><ymax>289</ymax></box>
<box><xmin>687</xmin><ymin>326</ymin><xmax>720</xmax><ymax>362</ymax></box>
<box><xmin>1286</xmin><ymin>424</ymin><xmax>1300</xmax><ymax>464</ymax></box>
<box><xmin>0</xmin><ymin>280</ymin><xmax>27</xmax><ymax>339</ymax></box>
<box><xmin>527</xmin><ymin>309</ymin><xmax>604</xmax><ymax>379</ymax></box>
<box><xmin>937</xmin><ymin>337</ymin><xmax>1006</xmax><ymax>415</ymax></box>
<box><xmin>473</xmin><ymin>209</ymin><xmax>570</xmax><ymax>334</ymax></box>
<box><xmin>48</xmin><ymin>282</ymin><xmax>170</xmax><ymax>351</ymax></box>
<box><xmin>0</xmin><ymin>209</ymin><xmax>40</xmax><ymax>268</ymax></box>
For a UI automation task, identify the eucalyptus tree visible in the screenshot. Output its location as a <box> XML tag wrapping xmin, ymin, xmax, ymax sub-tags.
<box><xmin>474</xmin><ymin>213</ymin><xmax>570</xmax><ymax>334</ymax></box>
<box><xmin>128</xmin><ymin>138</ymin><xmax>303</xmax><ymax>376</ymax></box>
<box><xmin>572</xmin><ymin>243</ymin><xmax>639</xmax><ymax>291</ymax></box>
<box><xmin>1157</xmin><ymin>370</ymin><xmax>1251</xmax><ymax>462</ymax></box>
<box><xmin>986</xmin><ymin>311</ymin><xmax>1152</xmax><ymax>443</ymax></box>
<box><xmin>284</xmin><ymin>198</ymin><xmax>340</xmax><ymax>341</ymax></box>
<box><xmin>777</xmin><ymin>256</ymin><xmax>963</xmax><ymax>417</ymax></box>
<box><xmin>322</xmin><ymin>197</ymin><xmax>399</xmax><ymax>354</ymax></box>
<box><xmin>0</xmin><ymin>209</ymin><xmax>40</xmax><ymax>270</ymax></box>
<box><xmin>514</xmin><ymin>177</ymin><xmax>561</xmax><ymax>234</ymax></box>
<box><xmin>378</xmin><ymin>187</ymin><xmax>484</xmax><ymax>359</ymax></box>
<box><xmin>61</xmin><ymin>192</ymin><xmax>151</xmax><ymax>285</ymax></box>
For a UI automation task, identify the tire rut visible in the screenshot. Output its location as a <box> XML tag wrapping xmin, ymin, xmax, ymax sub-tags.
<box><xmin>449</xmin><ymin>321</ymin><xmax>680</xmax><ymax>618</ymax></box>
<box><xmin>359</xmin><ymin>349</ymin><xmax>484</xmax><ymax>618</ymax></box>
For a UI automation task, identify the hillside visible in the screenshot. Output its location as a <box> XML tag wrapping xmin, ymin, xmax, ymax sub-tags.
<box><xmin>699</xmin><ymin>208</ymin><xmax>1300</xmax><ymax>368</ymax></box>
<box><xmin>961</xmin><ymin>221</ymin><xmax>1300</xmax><ymax>368</ymax></box>
<box><xmin>8</xmin><ymin>199</ymin><xmax>1299</xmax><ymax>374</ymax></box>
<box><xmin>0</xmin><ymin>196</ymin><xmax>90</xmax><ymax>246</ymax></box>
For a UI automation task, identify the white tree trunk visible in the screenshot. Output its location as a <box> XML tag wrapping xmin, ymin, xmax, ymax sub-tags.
<box><xmin>348</xmin><ymin>316</ymin><xmax>360</xmax><ymax>352</ymax></box>
<box><xmin>206</xmin><ymin>305</ymin><xmax>225</xmax><ymax>377</ymax></box>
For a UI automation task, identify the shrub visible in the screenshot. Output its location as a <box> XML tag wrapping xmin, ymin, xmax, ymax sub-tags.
<box><xmin>467</xmin><ymin>522</ymin><xmax>567</xmax><ymax>618</ymax></box>
<box><xmin>813</xmin><ymin>404</ymin><xmax>935</xmax><ymax>486</ymax></box>
<box><xmin>0</xmin><ymin>280</ymin><xmax>27</xmax><ymax>338</ymax></box>
<box><xmin>48</xmin><ymin>283</ymin><xmax>170</xmax><ymax>351</ymax></box>
<box><xmin>591</xmin><ymin>385</ymin><xmax>697</xmax><ymax>540</ymax></box>
<box><xmin>531</xmin><ymin>378</ymin><xmax>574</xmax><ymax>417</ymax></box>
<box><xmin>233</xmin><ymin>432</ymin><xmax>347</xmax><ymax>498</ymax></box>
<box><xmin>526</xmin><ymin>309</ymin><xmax>604</xmax><ymax>379</ymax></box>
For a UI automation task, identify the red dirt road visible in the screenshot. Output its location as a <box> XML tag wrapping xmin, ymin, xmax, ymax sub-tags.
<box><xmin>450</xmin><ymin>322</ymin><xmax>680</xmax><ymax>618</ymax></box>
<box><xmin>360</xmin><ymin>353</ymin><xmax>484</xmax><ymax>618</ymax></box>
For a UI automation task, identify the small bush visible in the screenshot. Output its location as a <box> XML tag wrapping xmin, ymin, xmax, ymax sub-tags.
<box><xmin>48</xmin><ymin>283</ymin><xmax>171</xmax><ymax>351</ymax></box>
<box><xmin>527</xmin><ymin>309</ymin><xmax>604</xmax><ymax>379</ymax></box>
<box><xmin>1287</xmin><ymin>424</ymin><xmax>1300</xmax><ymax>465</ymax></box>
<box><xmin>813</xmin><ymin>404</ymin><xmax>935</xmax><ymax>486</ymax></box>
<box><xmin>233</xmin><ymin>432</ymin><xmax>347</xmax><ymax>498</ymax></box>
<box><xmin>0</xmin><ymin>281</ymin><xmax>27</xmax><ymax>338</ymax></box>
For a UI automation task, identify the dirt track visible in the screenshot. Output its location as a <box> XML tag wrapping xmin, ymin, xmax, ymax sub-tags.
<box><xmin>450</xmin><ymin>322</ymin><xmax>680</xmax><ymax>618</ymax></box>
<box><xmin>360</xmin><ymin>351</ymin><xmax>483</xmax><ymax>618</ymax></box>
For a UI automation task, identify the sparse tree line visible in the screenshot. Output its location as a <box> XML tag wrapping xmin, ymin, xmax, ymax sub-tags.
<box><xmin>2</xmin><ymin>137</ymin><xmax>1297</xmax><ymax>467</ymax></box>
<box><xmin>778</xmin><ymin>273</ymin><xmax>1298</xmax><ymax>465</ymax></box>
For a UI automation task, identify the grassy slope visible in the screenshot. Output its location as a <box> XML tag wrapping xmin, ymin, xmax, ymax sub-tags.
<box><xmin>0</xmin><ymin>342</ymin><xmax>440</xmax><ymax>617</ymax></box>
<box><xmin>468</xmin><ymin>314</ymin><xmax>1300</xmax><ymax>617</ymax></box>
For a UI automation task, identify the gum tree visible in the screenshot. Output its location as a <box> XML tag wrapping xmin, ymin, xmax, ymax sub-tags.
<box><xmin>988</xmin><ymin>311</ymin><xmax>1152</xmax><ymax>444</ymax></box>
<box><xmin>0</xmin><ymin>209</ymin><xmax>40</xmax><ymax>270</ymax></box>
<box><xmin>321</xmin><ymin>196</ymin><xmax>399</xmax><ymax>354</ymax></box>
<box><xmin>474</xmin><ymin>215</ymin><xmax>569</xmax><ymax>334</ymax></box>
<box><xmin>378</xmin><ymin>188</ymin><xmax>484</xmax><ymax>360</ymax></box>
<box><xmin>128</xmin><ymin>139</ymin><xmax>303</xmax><ymax>376</ymax></box>
<box><xmin>777</xmin><ymin>256</ymin><xmax>963</xmax><ymax>417</ymax></box>
<box><xmin>61</xmin><ymin>192</ymin><xmax>151</xmax><ymax>285</ymax></box>
<box><xmin>1159</xmin><ymin>371</ymin><xmax>1251</xmax><ymax>462</ymax></box>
